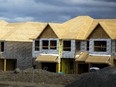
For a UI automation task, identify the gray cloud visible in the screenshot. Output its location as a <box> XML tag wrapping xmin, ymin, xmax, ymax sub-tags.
<box><xmin>0</xmin><ymin>0</ymin><xmax>115</xmax><ymax>23</ymax></box>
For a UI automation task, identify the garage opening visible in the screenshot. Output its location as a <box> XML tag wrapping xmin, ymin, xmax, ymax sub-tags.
<box><xmin>6</xmin><ymin>59</ymin><xmax>17</xmax><ymax>71</ymax></box>
<box><xmin>41</xmin><ymin>62</ymin><xmax>56</xmax><ymax>72</ymax></box>
<box><xmin>91</xmin><ymin>63</ymin><xmax>109</xmax><ymax>69</ymax></box>
<box><xmin>0</xmin><ymin>59</ymin><xmax>17</xmax><ymax>71</ymax></box>
<box><xmin>61</xmin><ymin>58</ymin><xmax>74</xmax><ymax>74</ymax></box>
<box><xmin>78</xmin><ymin>64</ymin><xmax>89</xmax><ymax>74</ymax></box>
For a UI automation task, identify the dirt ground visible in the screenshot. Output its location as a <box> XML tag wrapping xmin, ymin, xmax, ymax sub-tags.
<box><xmin>2</xmin><ymin>67</ymin><xmax>115</xmax><ymax>87</ymax></box>
<box><xmin>66</xmin><ymin>67</ymin><xmax>116</xmax><ymax>87</ymax></box>
<box><xmin>0</xmin><ymin>81</ymin><xmax>64</xmax><ymax>87</ymax></box>
<box><xmin>0</xmin><ymin>68</ymin><xmax>78</xmax><ymax>87</ymax></box>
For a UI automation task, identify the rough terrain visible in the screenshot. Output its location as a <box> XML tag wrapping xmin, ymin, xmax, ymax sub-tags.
<box><xmin>66</xmin><ymin>67</ymin><xmax>116</xmax><ymax>87</ymax></box>
<box><xmin>1</xmin><ymin>67</ymin><xmax>116</xmax><ymax>87</ymax></box>
<box><xmin>0</xmin><ymin>68</ymin><xmax>78</xmax><ymax>87</ymax></box>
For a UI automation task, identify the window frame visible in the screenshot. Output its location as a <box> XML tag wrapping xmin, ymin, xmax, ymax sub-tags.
<box><xmin>0</xmin><ymin>41</ymin><xmax>4</xmax><ymax>52</ymax></box>
<box><xmin>42</xmin><ymin>40</ymin><xmax>49</xmax><ymax>50</ymax></box>
<box><xmin>94</xmin><ymin>41</ymin><xmax>107</xmax><ymax>52</ymax></box>
<box><xmin>115</xmin><ymin>41</ymin><xmax>116</xmax><ymax>52</ymax></box>
<box><xmin>34</xmin><ymin>40</ymin><xmax>40</xmax><ymax>51</ymax></box>
<box><xmin>50</xmin><ymin>40</ymin><xmax>57</xmax><ymax>50</ymax></box>
<box><xmin>63</xmin><ymin>40</ymin><xmax>71</xmax><ymax>51</ymax></box>
<box><xmin>86</xmin><ymin>41</ymin><xmax>89</xmax><ymax>51</ymax></box>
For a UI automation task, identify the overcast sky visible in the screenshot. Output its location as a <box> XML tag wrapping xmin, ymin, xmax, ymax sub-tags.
<box><xmin>0</xmin><ymin>0</ymin><xmax>116</xmax><ymax>23</ymax></box>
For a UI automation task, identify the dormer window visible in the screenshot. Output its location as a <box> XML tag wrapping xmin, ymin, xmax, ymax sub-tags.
<box><xmin>50</xmin><ymin>40</ymin><xmax>57</xmax><ymax>50</ymax></box>
<box><xmin>42</xmin><ymin>40</ymin><xmax>49</xmax><ymax>49</ymax></box>
<box><xmin>94</xmin><ymin>41</ymin><xmax>107</xmax><ymax>52</ymax></box>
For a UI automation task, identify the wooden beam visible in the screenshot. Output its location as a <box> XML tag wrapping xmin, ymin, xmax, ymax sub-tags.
<box><xmin>4</xmin><ymin>59</ymin><xmax>6</xmax><ymax>71</ymax></box>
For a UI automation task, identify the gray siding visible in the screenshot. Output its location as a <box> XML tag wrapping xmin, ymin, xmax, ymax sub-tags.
<box><xmin>1</xmin><ymin>41</ymin><xmax>32</xmax><ymax>69</ymax></box>
<box><xmin>80</xmin><ymin>41</ymin><xmax>87</xmax><ymax>52</ymax></box>
<box><xmin>112</xmin><ymin>40</ymin><xmax>116</xmax><ymax>55</ymax></box>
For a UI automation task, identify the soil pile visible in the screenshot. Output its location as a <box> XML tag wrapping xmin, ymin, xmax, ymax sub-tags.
<box><xmin>0</xmin><ymin>68</ymin><xmax>78</xmax><ymax>85</ymax></box>
<box><xmin>66</xmin><ymin>67</ymin><xmax>116</xmax><ymax>87</ymax></box>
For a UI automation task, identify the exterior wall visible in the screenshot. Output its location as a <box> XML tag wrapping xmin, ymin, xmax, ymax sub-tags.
<box><xmin>112</xmin><ymin>40</ymin><xmax>115</xmax><ymax>55</ymax></box>
<box><xmin>80</xmin><ymin>41</ymin><xmax>87</xmax><ymax>52</ymax></box>
<box><xmin>1</xmin><ymin>41</ymin><xmax>32</xmax><ymax>69</ymax></box>
<box><xmin>89</xmin><ymin>39</ymin><xmax>111</xmax><ymax>55</ymax></box>
<box><xmin>33</xmin><ymin>39</ymin><xmax>76</xmax><ymax>59</ymax></box>
<box><xmin>33</xmin><ymin>38</ymin><xmax>59</xmax><ymax>58</ymax></box>
<box><xmin>62</xmin><ymin>40</ymin><xmax>75</xmax><ymax>58</ymax></box>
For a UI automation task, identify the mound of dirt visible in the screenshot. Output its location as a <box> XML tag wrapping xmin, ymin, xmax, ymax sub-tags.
<box><xmin>66</xmin><ymin>67</ymin><xmax>116</xmax><ymax>87</ymax></box>
<box><xmin>0</xmin><ymin>68</ymin><xmax>78</xmax><ymax>85</ymax></box>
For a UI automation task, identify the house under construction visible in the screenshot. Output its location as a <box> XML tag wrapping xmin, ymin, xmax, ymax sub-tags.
<box><xmin>32</xmin><ymin>16</ymin><xmax>116</xmax><ymax>74</ymax></box>
<box><xmin>0</xmin><ymin>16</ymin><xmax>116</xmax><ymax>74</ymax></box>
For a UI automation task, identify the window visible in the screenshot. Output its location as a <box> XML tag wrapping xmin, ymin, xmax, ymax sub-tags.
<box><xmin>1</xmin><ymin>42</ymin><xmax>4</xmax><ymax>52</ymax></box>
<box><xmin>63</xmin><ymin>41</ymin><xmax>71</xmax><ymax>51</ymax></box>
<box><xmin>35</xmin><ymin>40</ymin><xmax>39</xmax><ymax>51</ymax></box>
<box><xmin>76</xmin><ymin>41</ymin><xmax>80</xmax><ymax>51</ymax></box>
<box><xmin>50</xmin><ymin>40</ymin><xmax>57</xmax><ymax>50</ymax></box>
<box><xmin>87</xmin><ymin>41</ymin><xmax>89</xmax><ymax>51</ymax></box>
<box><xmin>94</xmin><ymin>41</ymin><xmax>107</xmax><ymax>52</ymax></box>
<box><xmin>42</xmin><ymin>40</ymin><xmax>49</xmax><ymax>49</ymax></box>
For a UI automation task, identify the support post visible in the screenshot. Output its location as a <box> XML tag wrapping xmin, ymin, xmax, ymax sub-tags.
<box><xmin>4</xmin><ymin>59</ymin><xmax>6</xmax><ymax>71</ymax></box>
<box><xmin>57</xmin><ymin>39</ymin><xmax>63</xmax><ymax>73</ymax></box>
<box><xmin>58</xmin><ymin>63</ymin><xmax>61</xmax><ymax>73</ymax></box>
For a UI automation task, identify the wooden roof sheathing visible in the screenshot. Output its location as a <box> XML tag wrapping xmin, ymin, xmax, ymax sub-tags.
<box><xmin>36</xmin><ymin>55</ymin><xmax>58</xmax><ymax>63</ymax></box>
<box><xmin>3</xmin><ymin>22</ymin><xmax>47</xmax><ymax>42</ymax></box>
<box><xmin>62</xmin><ymin>16</ymin><xmax>95</xmax><ymax>40</ymax></box>
<box><xmin>75</xmin><ymin>52</ymin><xmax>89</xmax><ymax>62</ymax></box>
<box><xmin>86</xmin><ymin>55</ymin><xmax>110</xmax><ymax>64</ymax></box>
<box><xmin>99</xmin><ymin>22</ymin><xmax>116</xmax><ymax>39</ymax></box>
<box><xmin>0</xmin><ymin>16</ymin><xmax>116</xmax><ymax>42</ymax></box>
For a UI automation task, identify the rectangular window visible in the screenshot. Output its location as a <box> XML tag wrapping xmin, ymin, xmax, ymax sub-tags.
<box><xmin>50</xmin><ymin>40</ymin><xmax>57</xmax><ymax>50</ymax></box>
<box><xmin>35</xmin><ymin>40</ymin><xmax>39</xmax><ymax>51</ymax></box>
<box><xmin>94</xmin><ymin>41</ymin><xmax>107</xmax><ymax>52</ymax></box>
<box><xmin>42</xmin><ymin>40</ymin><xmax>49</xmax><ymax>49</ymax></box>
<box><xmin>63</xmin><ymin>41</ymin><xmax>71</xmax><ymax>51</ymax></box>
<box><xmin>76</xmin><ymin>41</ymin><xmax>80</xmax><ymax>51</ymax></box>
<box><xmin>1</xmin><ymin>42</ymin><xmax>4</xmax><ymax>52</ymax></box>
<box><xmin>87</xmin><ymin>41</ymin><xmax>89</xmax><ymax>51</ymax></box>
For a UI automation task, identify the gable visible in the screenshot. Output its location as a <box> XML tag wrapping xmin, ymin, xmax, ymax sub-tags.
<box><xmin>88</xmin><ymin>24</ymin><xmax>110</xmax><ymax>39</ymax></box>
<box><xmin>38</xmin><ymin>25</ymin><xmax>58</xmax><ymax>38</ymax></box>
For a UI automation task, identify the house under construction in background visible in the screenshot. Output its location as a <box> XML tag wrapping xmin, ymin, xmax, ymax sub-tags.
<box><xmin>0</xmin><ymin>16</ymin><xmax>116</xmax><ymax>74</ymax></box>
<box><xmin>0</xmin><ymin>21</ymin><xmax>47</xmax><ymax>71</ymax></box>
